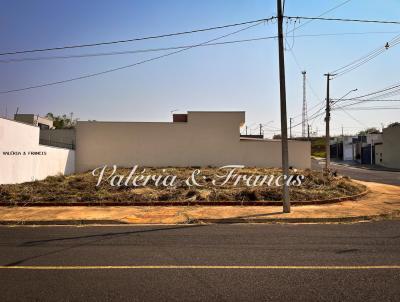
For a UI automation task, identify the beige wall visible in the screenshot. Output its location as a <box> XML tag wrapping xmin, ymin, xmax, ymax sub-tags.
<box><xmin>75</xmin><ymin>111</ymin><xmax>310</xmax><ymax>172</ymax></box>
<box><xmin>381</xmin><ymin>126</ymin><xmax>400</xmax><ymax>169</ymax></box>
<box><xmin>0</xmin><ymin>118</ymin><xmax>74</xmax><ymax>184</ymax></box>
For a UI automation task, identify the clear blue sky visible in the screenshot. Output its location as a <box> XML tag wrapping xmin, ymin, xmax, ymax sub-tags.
<box><xmin>1</xmin><ymin>0</ymin><xmax>399</xmax><ymax>137</ymax></box>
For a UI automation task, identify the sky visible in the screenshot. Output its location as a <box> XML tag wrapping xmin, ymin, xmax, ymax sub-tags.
<box><xmin>0</xmin><ymin>0</ymin><xmax>399</xmax><ymax>137</ymax></box>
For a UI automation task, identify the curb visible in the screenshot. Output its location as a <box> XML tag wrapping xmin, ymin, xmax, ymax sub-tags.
<box><xmin>0</xmin><ymin>220</ymin><xmax>128</xmax><ymax>226</ymax></box>
<box><xmin>331</xmin><ymin>162</ymin><xmax>400</xmax><ymax>172</ymax></box>
<box><xmin>1</xmin><ymin>210</ymin><xmax>399</xmax><ymax>226</ymax></box>
<box><xmin>0</xmin><ymin>190</ymin><xmax>369</xmax><ymax>207</ymax></box>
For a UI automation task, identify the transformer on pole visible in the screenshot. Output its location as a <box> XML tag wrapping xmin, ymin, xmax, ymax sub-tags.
<box><xmin>301</xmin><ymin>71</ymin><xmax>308</xmax><ymax>138</ymax></box>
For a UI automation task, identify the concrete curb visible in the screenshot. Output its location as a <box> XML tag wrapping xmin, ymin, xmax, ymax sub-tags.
<box><xmin>1</xmin><ymin>210</ymin><xmax>398</xmax><ymax>226</ymax></box>
<box><xmin>331</xmin><ymin>162</ymin><xmax>400</xmax><ymax>172</ymax></box>
<box><xmin>0</xmin><ymin>220</ymin><xmax>128</xmax><ymax>226</ymax></box>
<box><xmin>0</xmin><ymin>190</ymin><xmax>369</xmax><ymax>207</ymax></box>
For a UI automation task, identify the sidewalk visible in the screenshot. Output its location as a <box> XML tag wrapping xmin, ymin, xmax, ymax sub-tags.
<box><xmin>0</xmin><ymin>181</ymin><xmax>399</xmax><ymax>225</ymax></box>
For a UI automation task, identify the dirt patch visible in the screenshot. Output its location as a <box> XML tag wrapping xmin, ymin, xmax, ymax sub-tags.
<box><xmin>0</xmin><ymin>167</ymin><xmax>366</xmax><ymax>205</ymax></box>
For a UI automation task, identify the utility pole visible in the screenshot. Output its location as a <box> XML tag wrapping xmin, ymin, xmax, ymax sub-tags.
<box><xmin>277</xmin><ymin>0</ymin><xmax>290</xmax><ymax>213</ymax></box>
<box><xmin>324</xmin><ymin>73</ymin><xmax>333</xmax><ymax>171</ymax></box>
<box><xmin>307</xmin><ymin>124</ymin><xmax>310</xmax><ymax>140</ymax></box>
<box><xmin>289</xmin><ymin>118</ymin><xmax>292</xmax><ymax>138</ymax></box>
<box><xmin>302</xmin><ymin>71</ymin><xmax>308</xmax><ymax>137</ymax></box>
<box><xmin>246</xmin><ymin>126</ymin><xmax>248</xmax><ymax>135</ymax></box>
<box><xmin>371</xmin><ymin>138</ymin><xmax>374</xmax><ymax>165</ymax></box>
<box><xmin>340</xmin><ymin>124</ymin><xmax>344</xmax><ymax>160</ymax></box>
<box><xmin>259</xmin><ymin>123</ymin><xmax>263</xmax><ymax>137</ymax></box>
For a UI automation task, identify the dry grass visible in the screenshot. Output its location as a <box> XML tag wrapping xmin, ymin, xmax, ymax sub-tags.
<box><xmin>0</xmin><ymin>167</ymin><xmax>366</xmax><ymax>204</ymax></box>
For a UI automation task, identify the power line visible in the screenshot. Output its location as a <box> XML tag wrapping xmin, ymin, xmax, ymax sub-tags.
<box><xmin>0</xmin><ymin>36</ymin><xmax>278</xmax><ymax>63</ymax></box>
<box><xmin>331</xmin><ymin>34</ymin><xmax>400</xmax><ymax>77</ymax></box>
<box><xmin>0</xmin><ymin>17</ymin><xmax>275</xmax><ymax>56</ymax></box>
<box><xmin>335</xmin><ymin>99</ymin><xmax>400</xmax><ymax>102</ymax></box>
<box><xmin>285</xmin><ymin>0</ymin><xmax>352</xmax><ymax>127</ymax></box>
<box><xmin>285</xmin><ymin>0</ymin><xmax>352</xmax><ymax>34</ymax></box>
<box><xmin>336</xmin><ymin>107</ymin><xmax>368</xmax><ymax>127</ymax></box>
<box><xmin>335</xmin><ymin>106</ymin><xmax>400</xmax><ymax>110</ymax></box>
<box><xmin>291</xmin><ymin>108</ymin><xmax>325</xmax><ymax>128</ymax></box>
<box><xmin>333</xmin><ymin>82</ymin><xmax>400</xmax><ymax>107</ymax></box>
<box><xmin>3</xmin><ymin>31</ymin><xmax>398</xmax><ymax>64</ymax></box>
<box><xmin>285</xmin><ymin>16</ymin><xmax>400</xmax><ymax>25</ymax></box>
<box><xmin>0</xmin><ymin>20</ymin><xmax>268</xmax><ymax>94</ymax></box>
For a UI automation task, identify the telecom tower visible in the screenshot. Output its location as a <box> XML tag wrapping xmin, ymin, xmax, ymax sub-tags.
<box><xmin>301</xmin><ymin>71</ymin><xmax>308</xmax><ymax>137</ymax></box>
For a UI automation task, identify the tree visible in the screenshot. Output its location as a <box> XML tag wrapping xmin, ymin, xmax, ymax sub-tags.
<box><xmin>358</xmin><ymin>127</ymin><xmax>380</xmax><ymax>136</ymax></box>
<box><xmin>45</xmin><ymin>112</ymin><xmax>78</xmax><ymax>129</ymax></box>
<box><xmin>388</xmin><ymin>122</ymin><xmax>400</xmax><ymax>128</ymax></box>
<box><xmin>273</xmin><ymin>134</ymin><xmax>282</xmax><ymax>139</ymax></box>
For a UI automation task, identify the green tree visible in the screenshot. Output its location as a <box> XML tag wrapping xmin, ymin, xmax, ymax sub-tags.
<box><xmin>388</xmin><ymin>122</ymin><xmax>400</xmax><ymax>128</ymax></box>
<box><xmin>358</xmin><ymin>127</ymin><xmax>379</xmax><ymax>136</ymax></box>
<box><xmin>45</xmin><ymin>112</ymin><xmax>77</xmax><ymax>129</ymax></box>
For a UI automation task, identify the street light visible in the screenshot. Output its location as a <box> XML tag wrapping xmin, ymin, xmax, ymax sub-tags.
<box><xmin>331</xmin><ymin>88</ymin><xmax>358</xmax><ymax>105</ymax></box>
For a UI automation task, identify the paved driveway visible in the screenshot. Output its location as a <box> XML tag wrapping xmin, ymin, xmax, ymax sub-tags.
<box><xmin>312</xmin><ymin>158</ymin><xmax>400</xmax><ymax>186</ymax></box>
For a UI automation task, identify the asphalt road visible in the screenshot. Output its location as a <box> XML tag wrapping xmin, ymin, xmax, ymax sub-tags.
<box><xmin>312</xmin><ymin>158</ymin><xmax>400</xmax><ymax>185</ymax></box>
<box><xmin>0</xmin><ymin>221</ymin><xmax>399</xmax><ymax>301</ymax></box>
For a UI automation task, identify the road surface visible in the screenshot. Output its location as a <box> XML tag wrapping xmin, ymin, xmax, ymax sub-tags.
<box><xmin>312</xmin><ymin>158</ymin><xmax>400</xmax><ymax>185</ymax></box>
<box><xmin>0</xmin><ymin>222</ymin><xmax>399</xmax><ymax>301</ymax></box>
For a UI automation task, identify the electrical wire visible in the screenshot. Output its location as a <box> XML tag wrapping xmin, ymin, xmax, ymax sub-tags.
<box><xmin>330</xmin><ymin>34</ymin><xmax>400</xmax><ymax>77</ymax></box>
<box><xmin>285</xmin><ymin>0</ymin><xmax>352</xmax><ymax>34</ymax></box>
<box><xmin>336</xmin><ymin>107</ymin><xmax>368</xmax><ymax>127</ymax></box>
<box><xmin>335</xmin><ymin>106</ymin><xmax>400</xmax><ymax>110</ymax></box>
<box><xmin>2</xmin><ymin>31</ymin><xmax>398</xmax><ymax>64</ymax></box>
<box><xmin>333</xmin><ymin>82</ymin><xmax>400</xmax><ymax>109</ymax></box>
<box><xmin>0</xmin><ymin>17</ymin><xmax>275</xmax><ymax>56</ymax></box>
<box><xmin>0</xmin><ymin>19</ymin><xmax>269</xmax><ymax>94</ymax></box>
<box><xmin>286</xmin><ymin>16</ymin><xmax>400</xmax><ymax>25</ymax></box>
<box><xmin>0</xmin><ymin>36</ymin><xmax>278</xmax><ymax>63</ymax></box>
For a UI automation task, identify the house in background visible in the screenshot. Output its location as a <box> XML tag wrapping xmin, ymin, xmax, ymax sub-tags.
<box><xmin>14</xmin><ymin>113</ymin><xmax>75</xmax><ymax>150</ymax></box>
<box><xmin>14</xmin><ymin>114</ymin><xmax>54</xmax><ymax>129</ymax></box>
<box><xmin>330</xmin><ymin>124</ymin><xmax>400</xmax><ymax>169</ymax></box>
<box><xmin>330</xmin><ymin>132</ymin><xmax>383</xmax><ymax>164</ymax></box>
<box><xmin>376</xmin><ymin>124</ymin><xmax>400</xmax><ymax>169</ymax></box>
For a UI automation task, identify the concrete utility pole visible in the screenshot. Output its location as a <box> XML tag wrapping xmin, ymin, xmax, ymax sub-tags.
<box><xmin>308</xmin><ymin>124</ymin><xmax>310</xmax><ymax>140</ymax></box>
<box><xmin>289</xmin><ymin>118</ymin><xmax>292</xmax><ymax>138</ymax></box>
<box><xmin>259</xmin><ymin>123</ymin><xmax>263</xmax><ymax>136</ymax></box>
<box><xmin>277</xmin><ymin>0</ymin><xmax>290</xmax><ymax>213</ymax></box>
<box><xmin>324</xmin><ymin>73</ymin><xmax>333</xmax><ymax>171</ymax></box>
<box><xmin>301</xmin><ymin>71</ymin><xmax>308</xmax><ymax>137</ymax></box>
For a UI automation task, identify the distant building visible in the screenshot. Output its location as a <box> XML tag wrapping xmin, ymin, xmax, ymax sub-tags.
<box><xmin>330</xmin><ymin>132</ymin><xmax>383</xmax><ymax>164</ymax></box>
<box><xmin>14</xmin><ymin>114</ymin><xmax>53</xmax><ymax>129</ymax></box>
<box><xmin>14</xmin><ymin>113</ymin><xmax>75</xmax><ymax>149</ymax></box>
<box><xmin>376</xmin><ymin>124</ymin><xmax>400</xmax><ymax>169</ymax></box>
